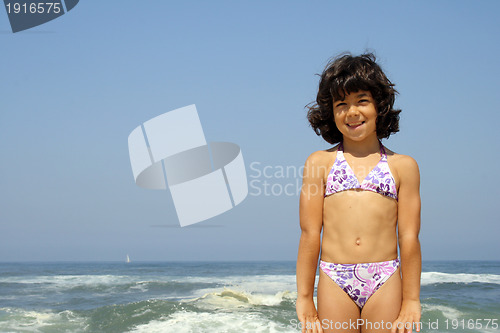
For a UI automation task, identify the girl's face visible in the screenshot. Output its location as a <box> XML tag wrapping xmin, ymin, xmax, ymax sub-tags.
<box><xmin>332</xmin><ymin>90</ymin><xmax>378</xmax><ymax>142</ymax></box>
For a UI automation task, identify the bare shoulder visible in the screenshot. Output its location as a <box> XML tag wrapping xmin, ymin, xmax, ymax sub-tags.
<box><xmin>305</xmin><ymin>149</ymin><xmax>333</xmax><ymax>165</ymax></box>
<box><xmin>385</xmin><ymin>148</ymin><xmax>420</xmax><ymax>181</ymax></box>
<box><xmin>305</xmin><ymin>142</ymin><xmax>340</xmax><ymax>164</ymax></box>
<box><xmin>303</xmin><ymin>146</ymin><xmax>338</xmax><ymax>180</ymax></box>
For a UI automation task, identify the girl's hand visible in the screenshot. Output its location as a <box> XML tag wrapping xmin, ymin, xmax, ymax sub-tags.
<box><xmin>391</xmin><ymin>299</ymin><xmax>421</xmax><ymax>333</ymax></box>
<box><xmin>296</xmin><ymin>296</ymin><xmax>323</xmax><ymax>333</ymax></box>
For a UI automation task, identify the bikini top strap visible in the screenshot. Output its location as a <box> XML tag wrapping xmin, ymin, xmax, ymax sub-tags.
<box><xmin>379</xmin><ymin>141</ymin><xmax>388</xmax><ymax>161</ymax></box>
<box><xmin>337</xmin><ymin>142</ymin><xmax>345</xmax><ymax>159</ymax></box>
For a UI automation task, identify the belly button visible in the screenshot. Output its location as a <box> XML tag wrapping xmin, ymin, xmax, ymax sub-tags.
<box><xmin>356</xmin><ymin>238</ymin><xmax>361</xmax><ymax>246</ymax></box>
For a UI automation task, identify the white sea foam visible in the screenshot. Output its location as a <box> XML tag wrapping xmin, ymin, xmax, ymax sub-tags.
<box><xmin>1</xmin><ymin>272</ymin><xmax>299</xmax><ymax>310</ymax></box>
<box><xmin>0</xmin><ymin>274</ymin><xmax>133</xmax><ymax>287</ymax></box>
<box><xmin>421</xmin><ymin>304</ymin><xmax>463</xmax><ymax>320</ymax></box>
<box><xmin>179</xmin><ymin>274</ymin><xmax>296</xmax><ymax>288</ymax></box>
<box><xmin>127</xmin><ymin>311</ymin><xmax>298</xmax><ymax>333</ymax></box>
<box><xmin>0</xmin><ymin>273</ymin><xmax>296</xmax><ymax>290</ymax></box>
<box><xmin>187</xmin><ymin>287</ymin><xmax>296</xmax><ymax>311</ymax></box>
<box><xmin>0</xmin><ymin>308</ymin><xmax>86</xmax><ymax>333</ymax></box>
<box><xmin>421</xmin><ymin>272</ymin><xmax>500</xmax><ymax>285</ymax></box>
<box><xmin>226</xmin><ymin>275</ymin><xmax>297</xmax><ymax>294</ymax></box>
<box><xmin>168</xmin><ymin>274</ymin><xmax>297</xmax><ymax>309</ymax></box>
<box><xmin>160</xmin><ymin>274</ymin><xmax>297</xmax><ymax>302</ymax></box>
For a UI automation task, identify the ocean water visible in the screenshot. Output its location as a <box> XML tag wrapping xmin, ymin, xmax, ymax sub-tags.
<box><xmin>0</xmin><ymin>261</ymin><xmax>498</xmax><ymax>333</ymax></box>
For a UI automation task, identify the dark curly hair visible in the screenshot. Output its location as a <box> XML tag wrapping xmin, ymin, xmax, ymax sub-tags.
<box><xmin>307</xmin><ymin>52</ymin><xmax>401</xmax><ymax>144</ymax></box>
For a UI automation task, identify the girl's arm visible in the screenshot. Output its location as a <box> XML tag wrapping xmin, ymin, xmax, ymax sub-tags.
<box><xmin>296</xmin><ymin>151</ymin><xmax>325</xmax><ymax>333</ymax></box>
<box><xmin>392</xmin><ymin>156</ymin><xmax>422</xmax><ymax>333</ymax></box>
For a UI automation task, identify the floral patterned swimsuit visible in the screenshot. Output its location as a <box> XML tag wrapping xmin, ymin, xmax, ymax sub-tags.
<box><xmin>324</xmin><ymin>142</ymin><xmax>398</xmax><ymax>200</ymax></box>
<box><xmin>321</xmin><ymin>142</ymin><xmax>399</xmax><ymax>309</ymax></box>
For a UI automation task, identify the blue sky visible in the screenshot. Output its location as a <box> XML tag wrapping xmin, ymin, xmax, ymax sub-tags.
<box><xmin>1</xmin><ymin>1</ymin><xmax>499</xmax><ymax>261</ymax></box>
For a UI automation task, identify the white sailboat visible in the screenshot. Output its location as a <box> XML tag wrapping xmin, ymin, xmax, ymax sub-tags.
<box><xmin>126</xmin><ymin>254</ymin><xmax>131</xmax><ymax>263</ymax></box>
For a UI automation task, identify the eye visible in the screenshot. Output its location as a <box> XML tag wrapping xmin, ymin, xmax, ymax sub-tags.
<box><xmin>359</xmin><ymin>99</ymin><xmax>369</xmax><ymax>103</ymax></box>
<box><xmin>335</xmin><ymin>102</ymin><xmax>346</xmax><ymax>108</ymax></box>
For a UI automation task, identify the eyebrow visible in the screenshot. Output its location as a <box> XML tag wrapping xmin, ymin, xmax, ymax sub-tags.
<box><xmin>334</xmin><ymin>93</ymin><xmax>370</xmax><ymax>105</ymax></box>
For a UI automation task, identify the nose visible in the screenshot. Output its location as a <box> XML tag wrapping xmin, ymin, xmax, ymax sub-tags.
<box><xmin>346</xmin><ymin>105</ymin><xmax>360</xmax><ymax>117</ymax></box>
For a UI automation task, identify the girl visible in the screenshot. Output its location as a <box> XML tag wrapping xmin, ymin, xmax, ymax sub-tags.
<box><xmin>296</xmin><ymin>53</ymin><xmax>421</xmax><ymax>333</ymax></box>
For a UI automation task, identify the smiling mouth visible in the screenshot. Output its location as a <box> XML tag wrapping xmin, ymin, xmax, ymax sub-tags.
<box><xmin>347</xmin><ymin>121</ymin><xmax>365</xmax><ymax>128</ymax></box>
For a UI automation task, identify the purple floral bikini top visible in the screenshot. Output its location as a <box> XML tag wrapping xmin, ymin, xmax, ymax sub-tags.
<box><xmin>324</xmin><ymin>142</ymin><xmax>398</xmax><ymax>200</ymax></box>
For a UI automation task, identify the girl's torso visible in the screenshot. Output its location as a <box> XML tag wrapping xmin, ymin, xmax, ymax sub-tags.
<box><xmin>320</xmin><ymin>143</ymin><xmax>400</xmax><ymax>264</ymax></box>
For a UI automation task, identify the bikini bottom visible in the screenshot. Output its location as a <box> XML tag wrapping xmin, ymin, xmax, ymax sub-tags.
<box><xmin>319</xmin><ymin>258</ymin><xmax>400</xmax><ymax>308</ymax></box>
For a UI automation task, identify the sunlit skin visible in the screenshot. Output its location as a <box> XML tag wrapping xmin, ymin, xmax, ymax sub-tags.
<box><xmin>325</xmin><ymin>92</ymin><xmax>398</xmax><ymax>262</ymax></box>
<box><xmin>296</xmin><ymin>91</ymin><xmax>421</xmax><ymax>333</ymax></box>
<box><xmin>333</xmin><ymin>91</ymin><xmax>379</xmax><ymax>146</ymax></box>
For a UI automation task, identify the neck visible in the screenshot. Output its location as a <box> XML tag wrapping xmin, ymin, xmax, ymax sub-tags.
<box><xmin>342</xmin><ymin>136</ymin><xmax>380</xmax><ymax>156</ymax></box>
